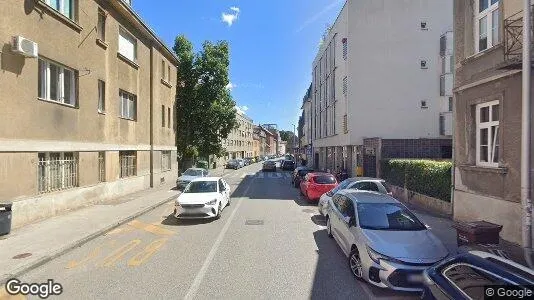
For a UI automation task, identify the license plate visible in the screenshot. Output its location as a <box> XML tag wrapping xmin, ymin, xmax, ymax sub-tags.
<box><xmin>407</xmin><ymin>274</ymin><xmax>424</xmax><ymax>283</ymax></box>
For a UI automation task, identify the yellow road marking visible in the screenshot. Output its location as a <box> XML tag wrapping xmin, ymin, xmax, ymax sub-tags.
<box><xmin>66</xmin><ymin>240</ymin><xmax>116</xmax><ymax>269</ymax></box>
<box><xmin>0</xmin><ymin>287</ymin><xmax>26</xmax><ymax>300</ymax></box>
<box><xmin>127</xmin><ymin>238</ymin><xmax>168</xmax><ymax>267</ymax></box>
<box><xmin>106</xmin><ymin>226</ymin><xmax>136</xmax><ymax>235</ymax></box>
<box><xmin>127</xmin><ymin>220</ymin><xmax>174</xmax><ymax>236</ymax></box>
<box><xmin>101</xmin><ymin>239</ymin><xmax>141</xmax><ymax>267</ymax></box>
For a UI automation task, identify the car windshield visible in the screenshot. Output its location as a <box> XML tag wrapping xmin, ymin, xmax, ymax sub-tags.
<box><xmin>298</xmin><ymin>169</ymin><xmax>313</xmax><ymax>177</ymax></box>
<box><xmin>357</xmin><ymin>203</ymin><xmax>426</xmax><ymax>231</ymax></box>
<box><xmin>184</xmin><ymin>181</ymin><xmax>218</xmax><ymax>193</ymax></box>
<box><xmin>183</xmin><ymin>169</ymin><xmax>203</xmax><ymax>176</ymax></box>
<box><xmin>329</xmin><ymin>179</ymin><xmax>351</xmax><ymax>194</ymax></box>
<box><xmin>228</xmin><ymin>160</ymin><xmax>237</xmax><ymax>163</ymax></box>
<box><xmin>314</xmin><ymin>175</ymin><xmax>336</xmax><ymax>184</ymax></box>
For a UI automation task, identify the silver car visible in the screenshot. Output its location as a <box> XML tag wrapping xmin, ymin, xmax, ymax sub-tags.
<box><xmin>325</xmin><ymin>190</ymin><xmax>448</xmax><ymax>292</ymax></box>
<box><xmin>176</xmin><ymin>168</ymin><xmax>209</xmax><ymax>190</ymax></box>
<box><xmin>318</xmin><ymin>177</ymin><xmax>391</xmax><ymax>216</ymax></box>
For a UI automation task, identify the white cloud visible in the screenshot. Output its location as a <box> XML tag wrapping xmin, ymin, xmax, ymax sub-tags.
<box><xmin>235</xmin><ymin>105</ymin><xmax>249</xmax><ymax>115</ymax></box>
<box><xmin>225</xmin><ymin>82</ymin><xmax>237</xmax><ymax>90</ymax></box>
<box><xmin>222</xmin><ymin>6</ymin><xmax>240</xmax><ymax>26</ymax></box>
<box><xmin>241</xmin><ymin>105</ymin><xmax>249</xmax><ymax>111</ymax></box>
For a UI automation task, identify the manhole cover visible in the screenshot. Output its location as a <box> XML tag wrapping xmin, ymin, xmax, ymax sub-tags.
<box><xmin>245</xmin><ymin>220</ymin><xmax>264</xmax><ymax>225</ymax></box>
<box><xmin>302</xmin><ymin>209</ymin><xmax>315</xmax><ymax>213</ymax></box>
<box><xmin>13</xmin><ymin>253</ymin><xmax>32</xmax><ymax>259</ymax></box>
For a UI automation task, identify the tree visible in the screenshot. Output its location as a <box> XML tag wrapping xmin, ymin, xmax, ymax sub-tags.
<box><xmin>279</xmin><ymin>130</ymin><xmax>297</xmax><ymax>151</ymax></box>
<box><xmin>173</xmin><ymin>35</ymin><xmax>237</xmax><ymax>168</ymax></box>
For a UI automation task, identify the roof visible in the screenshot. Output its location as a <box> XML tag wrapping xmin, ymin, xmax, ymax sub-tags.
<box><xmin>309</xmin><ymin>172</ymin><xmax>335</xmax><ymax>176</ymax></box>
<box><xmin>191</xmin><ymin>177</ymin><xmax>221</xmax><ymax>182</ymax></box>
<box><xmin>186</xmin><ymin>168</ymin><xmax>207</xmax><ymax>171</ymax></box>
<box><xmin>340</xmin><ymin>190</ymin><xmax>398</xmax><ymax>204</ymax></box>
<box><xmin>345</xmin><ymin>177</ymin><xmax>385</xmax><ymax>182</ymax></box>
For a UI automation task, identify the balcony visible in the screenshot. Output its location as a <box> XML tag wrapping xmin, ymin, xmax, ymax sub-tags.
<box><xmin>503</xmin><ymin>5</ymin><xmax>534</xmax><ymax>69</ymax></box>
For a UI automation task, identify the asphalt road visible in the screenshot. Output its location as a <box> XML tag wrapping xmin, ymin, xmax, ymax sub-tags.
<box><xmin>17</xmin><ymin>160</ymin><xmax>419</xmax><ymax>300</ymax></box>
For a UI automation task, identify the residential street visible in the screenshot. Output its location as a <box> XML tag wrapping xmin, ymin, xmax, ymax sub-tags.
<box><xmin>14</xmin><ymin>161</ymin><xmax>422</xmax><ymax>299</ymax></box>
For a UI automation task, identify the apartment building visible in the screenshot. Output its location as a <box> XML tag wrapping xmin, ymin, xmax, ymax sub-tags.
<box><xmin>453</xmin><ymin>0</ymin><xmax>528</xmax><ymax>246</ymax></box>
<box><xmin>253</xmin><ymin>125</ymin><xmax>268</xmax><ymax>157</ymax></box>
<box><xmin>310</xmin><ymin>0</ymin><xmax>453</xmax><ymax>176</ymax></box>
<box><xmin>0</xmin><ymin>0</ymin><xmax>178</xmax><ymax>228</ymax></box>
<box><xmin>300</xmin><ymin>84</ymin><xmax>313</xmax><ymax>164</ymax></box>
<box><xmin>222</xmin><ymin>110</ymin><xmax>254</xmax><ymax>160</ymax></box>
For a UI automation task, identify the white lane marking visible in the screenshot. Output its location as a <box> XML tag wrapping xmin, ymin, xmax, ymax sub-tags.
<box><xmin>183</xmin><ymin>176</ymin><xmax>255</xmax><ymax>300</ymax></box>
<box><xmin>256</xmin><ymin>172</ymin><xmax>264</xmax><ymax>179</ymax></box>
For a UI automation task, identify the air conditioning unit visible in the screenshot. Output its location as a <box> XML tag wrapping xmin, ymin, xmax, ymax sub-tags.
<box><xmin>11</xmin><ymin>36</ymin><xmax>38</xmax><ymax>58</ymax></box>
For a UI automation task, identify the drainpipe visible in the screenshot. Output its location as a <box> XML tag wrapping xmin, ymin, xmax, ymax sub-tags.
<box><xmin>521</xmin><ymin>0</ymin><xmax>533</xmax><ymax>268</ymax></box>
<box><xmin>149</xmin><ymin>47</ymin><xmax>154</xmax><ymax>188</ymax></box>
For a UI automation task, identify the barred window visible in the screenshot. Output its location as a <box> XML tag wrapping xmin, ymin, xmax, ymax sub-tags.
<box><xmin>119</xmin><ymin>151</ymin><xmax>137</xmax><ymax>178</ymax></box>
<box><xmin>161</xmin><ymin>151</ymin><xmax>171</xmax><ymax>171</ymax></box>
<box><xmin>38</xmin><ymin>152</ymin><xmax>78</xmax><ymax>193</ymax></box>
<box><xmin>98</xmin><ymin>152</ymin><xmax>105</xmax><ymax>182</ymax></box>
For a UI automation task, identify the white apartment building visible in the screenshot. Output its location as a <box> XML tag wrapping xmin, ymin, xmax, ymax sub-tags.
<box><xmin>439</xmin><ymin>31</ymin><xmax>453</xmax><ymax>137</ymax></box>
<box><xmin>222</xmin><ymin>111</ymin><xmax>254</xmax><ymax>160</ymax></box>
<box><xmin>310</xmin><ymin>0</ymin><xmax>453</xmax><ymax>176</ymax></box>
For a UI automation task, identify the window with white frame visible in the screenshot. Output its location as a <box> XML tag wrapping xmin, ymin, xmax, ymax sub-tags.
<box><xmin>476</xmin><ymin>101</ymin><xmax>500</xmax><ymax>166</ymax></box>
<box><xmin>118</xmin><ymin>27</ymin><xmax>137</xmax><ymax>62</ymax></box>
<box><xmin>119</xmin><ymin>90</ymin><xmax>136</xmax><ymax>120</ymax></box>
<box><xmin>98</xmin><ymin>80</ymin><xmax>105</xmax><ymax>112</ymax></box>
<box><xmin>161</xmin><ymin>151</ymin><xmax>171</xmax><ymax>171</ymax></box>
<box><xmin>119</xmin><ymin>151</ymin><xmax>136</xmax><ymax>178</ymax></box>
<box><xmin>38</xmin><ymin>58</ymin><xmax>77</xmax><ymax>106</ymax></box>
<box><xmin>476</xmin><ymin>0</ymin><xmax>500</xmax><ymax>53</ymax></box>
<box><xmin>44</xmin><ymin>0</ymin><xmax>75</xmax><ymax>20</ymax></box>
<box><xmin>38</xmin><ymin>152</ymin><xmax>78</xmax><ymax>193</ymax></box>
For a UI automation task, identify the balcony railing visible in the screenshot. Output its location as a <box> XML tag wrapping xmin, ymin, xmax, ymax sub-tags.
<box><xmin>504</xmin><ymin>5</ymin><xmax>534</xmax><ymax>66</ymax></box>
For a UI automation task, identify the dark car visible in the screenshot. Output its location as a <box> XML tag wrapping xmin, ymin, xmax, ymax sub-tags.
<box><xmin>243</xmin><ymin>158</ymin><xmax>251</xmax><ymax>166</ymax></box>
<box><xmin>262</xmin><ymin>160</ymin><xmax>277</xmax><ymax>172</ymax></box>
<box><xmin>226</xmin><ymin>159</ymin><xmax>240</xmax><ymax>169</ymax></box>
<box><xmin>292</xmin><ymin>167</ymin><xmax>314</xmax><ymax>188</ymax></box>
<box><xmin>422</xmin><ymin>250</ymin><xmax>534</xmax><ymax>300</ymax></box>
<box><xmin>281</xmin><ymin>160</ymin><xmax>295</xmax><ymax>171</ymax></box>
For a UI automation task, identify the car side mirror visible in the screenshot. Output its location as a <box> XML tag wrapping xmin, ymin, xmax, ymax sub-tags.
<box><xmin>343</xmin><ymin>216</ymin><xmax>355</xmax><ymax>227</ymax></box>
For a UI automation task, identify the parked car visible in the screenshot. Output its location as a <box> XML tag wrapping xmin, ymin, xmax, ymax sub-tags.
<box><xmin>324</xmin><ymin>190</ymin><xmax>448</xmax><ymax>292</ymax></box>
<box><xmin>262</xmin><ymin>160</ymin><xmax>277</xmax><ymax>172</ymax></box>
<box><xmin>281</xmin><ymin>160</ymin><xmax>296</xmax><ymax>171</ymax></box>
<box><xmin>236</xmin><ymin>158</ymin><xmax>245</xmax><ymax>168</ymax></box>
<box><xmin>244</xmin><ymin>158</ymin><xmax>254</xmax><ymax>165</ymax></box>
<box><xmin>174</xmin><ymin>177</ymin><xmax>231</xmax><ymax>220</ymax></box>
<box><xmin>176</xmin><ymin>168</ymin><xmax>209</xmax><ymax>190</ymax></box>
<box><xmin>318</xmin><ymin>177</ymin><xmax>391</xmax><ymax>216</ymax></box>
<box><xmin>292</xmin><ymin>167</ymin><xmax>314</xmax><ymax>188</ymax></box>
<box><xmin>300</xmin><ymin>172</ymin><xmax>338</xmax><ymax>201</ymax></box>
<box><xmin>422</xmin><ymin>250</ymin><xmax>534</xmax><ymax>300</ymax></box>
<box><xmin>226</xmin><ymin>159</ymin><xmax>240</xmax><ymax>169</ymax></box>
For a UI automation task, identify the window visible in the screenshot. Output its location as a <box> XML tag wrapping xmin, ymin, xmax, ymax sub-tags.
<box><xmin>98</xmin><ymin>80</ymin><xmax>105</xmax><ymax>112</ymax></box>
<box><xmin>161</xmin><ymin>151</ymin><xmax>171</xmax><ymax>171</ymax></box>
<box><xmin>354</xmin><ymin>181</ymin><xmax>380</xmax><ymax>192</ymax></box>
<box><xmin>343</xmin><ymin>114</ymin><xmax>348</xmax><ymax>134</ymax></box>
<box><xmin>98</xmin><ymin>152</ymin><xmax>105</xmax><ymax>182</ymax></box>
<box><xmin>440</xmin><ymin>75</ymin><xmax>445</xmax><ymax>96</ymax></box>
<box><xmin>167</xmin><ymin>65</ymin><xmax>171</xmax><ymax>82</ymax></box>
<box><xmin>343</xmin><ymin>76</ymin><xmax>347</xmax><ymax>96</ymax></box>
<box><xmin>97</xmin><ymin>8</ymin><xmax>106</xmax><ymax>41</ymax></box>
<box><xmin>38</xmin><ymin>58</ymin><xmax>77</xmax><ymax>106</ymax></box>
<box><xmin>38</xmin><ymin>152</ymin><xmax>78</xmax><ymax>193</ymax></box>
<box><xmin>440</xmin><ymin>115</ymin><xmax>446</xmax><ymax>136</ymax></box>
<box><xmin>168</xmin><ymin>107</ymin><xmax>171</xmax><ymax>128</ymax></box>
<box><xmin>420</xmin><ymin>60</ymin><xmax>428</xmax><ymax>69</ymax></box>
<box><xmin>421</xmin><ymin>21</ymin><xmax>428</xmax><ymax>30</ymax></box>
<box><xmin>44</xmin><ymin>0</ymin><xmax>75</xmax><ymax>20</ymax></box>
<box><xmin>342</xmin><ymin>38</ymin><xmax>347</xmax><ymax>60</ymax></box>
<box><xmin>476</xmin><ymin>101</ymin><xmax>499</xmax><ymax>166</ymax></box>
<box><xmin>476</xmin><ymin>0</ymin><xmax>500</xmax><ymax>52</ymax></box>
<box><xmin>161</xmin><ymin>60</ymin><xmax>166</xmax><ymax>79</ymax></box>
<box><xmin>118</xmin><ymin>27</ymin><xmax>137</xmax><ymax>62</ymax></box>
<box><xmin>449</xmin><ymin>97</ymin><xmax>453</xmax><ymax>112</ymax></box>
<box><xmin>161</xmin><ymin>105</ymin><xmax>165</xmax><ymax>127</ymax></box>
<box><xmin>357</xmin><ymin>203</ymin><xmax>425</xmax><ymax>231</ymax></box>
<box><xmin>119</xmin><ymin>90</ymin><xmax>136</xmax><ymax>120</ymax></box>
<box><xmin>421</xmin><ymin>100</ymin><xmax>428</xmax><ymax>109</ymax></box>
<box><xmin>119</xmin><ymin>151</ymin><xmax>136</xmax><ymax>178</ymax></box>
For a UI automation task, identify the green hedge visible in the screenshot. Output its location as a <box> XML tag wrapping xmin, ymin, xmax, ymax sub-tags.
<box><xmin>381</xmin><ymin>159</ymin><xmax>452</xmax><ymax>202</ymax></box>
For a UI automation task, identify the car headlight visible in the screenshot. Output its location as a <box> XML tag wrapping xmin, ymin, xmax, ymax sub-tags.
<box><xmin>206</xmin><ymin>199</ymin><xmax>218</xmax><ymax>205</ymax></box>
<box><xmin>366</xmin><ymin>245</ymin><xmax>402</xmax><ymax>264</ymax></box>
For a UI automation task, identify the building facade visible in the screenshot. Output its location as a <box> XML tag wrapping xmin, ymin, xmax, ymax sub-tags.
<box><xmin>300</xmin><ymin>84</ymin><xmax>313</xmax><ymax>165</ymax></box>
<box><xmin>0</xmin><ymin>0</ymin><xmax>178</xmax><ymax>228</ymax></box>
<box><xmin>222</xmin><ymin>111</ymin><xmax>254</xmax><ymax>160</ymax></box>
<box><xmin>310</xmin><ymin>0</ymin><xmax>453</xmax><ymax>176</ymax></box>
<box><xmin>453</xmin><ymin>0</ymin><xmax>528</xmax><ymax>246</ymax></box>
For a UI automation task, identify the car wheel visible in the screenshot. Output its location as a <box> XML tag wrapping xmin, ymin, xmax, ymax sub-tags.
<box><xmin>227</xmin><ymin>196</ymin><xmax>231</xmax><ymax>206</ymax></box>
<box><xmin>326</xmin><ymin>217</ymin><xmax>333</xmax><ymax>238</ymax></box>
<box><xmin>349</xmin><ymin>248</ymin><xmax>364</xmax><ymax>280</ymax></box>
<box><xmin>215</xmin><ymin>202</ymin><xmax>222</xmax><ymax>219</ymax></box>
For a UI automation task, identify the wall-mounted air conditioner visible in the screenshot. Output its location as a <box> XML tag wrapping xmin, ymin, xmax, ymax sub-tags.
<box><xmin>11</xmin><ymin>36</ymin><xmax>38</xmax><ymax>58</ymax></box>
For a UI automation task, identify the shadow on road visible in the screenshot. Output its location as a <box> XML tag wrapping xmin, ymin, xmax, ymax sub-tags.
<box><xmin>161</xmin><ymin>213</ymin><xmax>214</xmax><ymax>226</ymax></box>
<box><xmin>311</xmin><ymin>215</ymin><xmax>326</xmax><ymax>226</ymax></box>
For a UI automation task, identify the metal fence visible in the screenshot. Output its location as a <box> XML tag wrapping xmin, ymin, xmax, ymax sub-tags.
<box><xmin>120</xmin><ymin>152</ymin><xmax>137</xmax><ymax>178</ymax></box>
<box><xmin>38</xmin><ymin>153</ymin><xmax>78</xmax><ymax>193</ymax></box>
<box><xmin>98</xmin><ymin>152</ymin><xmax>105</xmax><ymax>182</ymax></box>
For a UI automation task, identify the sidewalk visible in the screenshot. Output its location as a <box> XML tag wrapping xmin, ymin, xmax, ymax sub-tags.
<box><xmin>0</xmin><ymin>182</ymin><xmax>180</xmax><ymax>284</ymax></box>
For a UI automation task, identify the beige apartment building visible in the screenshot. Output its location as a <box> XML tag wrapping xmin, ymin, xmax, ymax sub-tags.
<box><xmin>0</xmin><ymin>0</ymin><xmax>178</xmax><ymax>228</ymax></box>
<box><xmin>453</xmin><ymin>0</ymin><xmax>529</xmax><ymax>246</ymax></box>
<box><xmin>221</xmin><ymin>110</ymin><xmax>254</xmax><ymax>161</ymax></box>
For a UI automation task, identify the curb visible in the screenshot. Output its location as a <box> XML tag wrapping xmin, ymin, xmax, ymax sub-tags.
<box><xmin>0</xmin><ymin>193</ymin><xmax>177</xmax><ymax>285</ymax></box>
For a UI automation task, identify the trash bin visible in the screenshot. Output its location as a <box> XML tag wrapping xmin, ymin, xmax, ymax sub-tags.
<box><xmin>452</xmin><ymin>220</ymin><xmax>503</xmax><ymax>246</ymax></box>
<box><xmin>0</xmin><ymin>203</ymin><xmax>12</xmax><ymax>236</ymax></box>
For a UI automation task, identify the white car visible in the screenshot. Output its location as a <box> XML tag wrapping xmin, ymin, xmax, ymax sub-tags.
<box><xmin>174</xmin><ymin>177</ymin><xmax>231</xmax><ymax>219</ymax></box>
<box><xmin>318</xmin><ymin>177</ymin><xmax>391</xmax><ymax>216</ymax></box>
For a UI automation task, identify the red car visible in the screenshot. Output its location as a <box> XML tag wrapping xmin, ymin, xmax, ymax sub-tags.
<box><xmin>300</xmin><ymin>172</ymin><xmax>338</xmax><ymax>202</ymax></box>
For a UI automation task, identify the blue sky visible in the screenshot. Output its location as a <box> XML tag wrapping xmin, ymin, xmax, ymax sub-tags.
<box><xmin>133</xmin><ymin>0</ymin><xmax>345</xmax><ymax>132</ymax></box>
